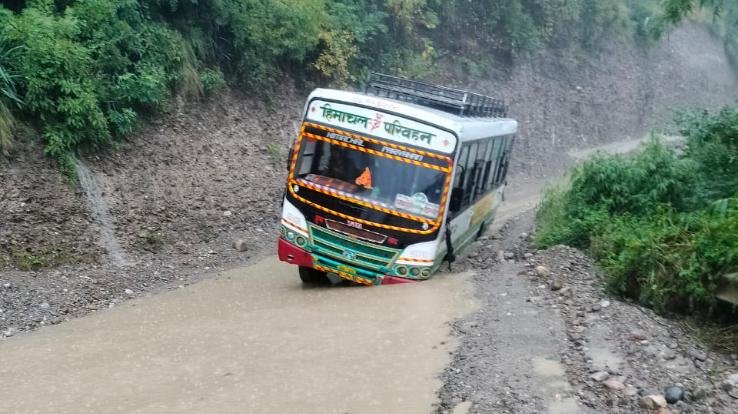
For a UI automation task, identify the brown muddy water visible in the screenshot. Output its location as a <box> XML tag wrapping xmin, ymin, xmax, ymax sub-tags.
<box><xmin>0</xmin><ymin>257</ymin><xmax>477</xmax><ymax>413</ymax></box>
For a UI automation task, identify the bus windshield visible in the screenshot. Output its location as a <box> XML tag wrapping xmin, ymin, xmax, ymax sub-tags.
<box><xmin>293</xmin><ymin>137</ymin><xmax>449</xmax><ymax>220</ymax></box>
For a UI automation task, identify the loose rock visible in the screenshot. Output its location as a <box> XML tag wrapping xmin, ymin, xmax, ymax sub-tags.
<box><xmin>232</xmin><ymin>239</ymin><xmax>248</xmax><ymax>252</ymax></box>
<box><xmin>629</xmin><ymin>330</ymin><xmax>647</xmax><ymax>341</ymax></box>
<box><xmin>726</xmin><ymin>373</ymin><xmax>738</xmax><ymax>388</ymax></box>
<box><xmin>602</xmin><ymin>378</ymin><xmax>625</xmax><ymax>391</ymax></box>
<box><xmin>550</xmin><ymin>278</ymin><xmax>563</xmax><ymax>291</ymax></box>
<box><xmin>535</xmin><ymin>265</ymin><xmax>550</xmax><ymax>277</ymax></box>
<box><xmin>689</xmin><ymin>350</ymin><xmax>707</xmax><ymax>362</ymax></box>
<box><xmin>664</xmin><ymin>386</ymin><xmax>685</xmax><ymax>404</ymax></box>
<box><xmin>640</xmin><ymin>395</ymin><xmax>668</xmax><ymax>409</ymax></box>
<box><xmin>590</xmin><ymin>371</ymin><xmax>609</xmax><ymax>382</ymax></box>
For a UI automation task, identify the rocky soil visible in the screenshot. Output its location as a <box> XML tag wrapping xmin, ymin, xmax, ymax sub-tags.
<box><xmin>437</xmin><ymin>212</ymin><xmax>738</xmax><ymax>414</ymax></box>
<box><xmin>1</xmin><ymin>84</ymin><xmax>300</xmax><ymax>336</ymax></box>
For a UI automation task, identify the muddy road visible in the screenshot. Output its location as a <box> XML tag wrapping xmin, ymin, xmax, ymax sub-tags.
<box><xmin>0</xmin><ymin>258</ymin><xmax>476</xmax><ymax>413</ymax></box>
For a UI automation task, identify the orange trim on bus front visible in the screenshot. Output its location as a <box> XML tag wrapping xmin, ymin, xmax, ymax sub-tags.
<box><xmin>288</xmin><ymin>183</ymin><xmax>440</xmax><ymax>235</ymax></box>
<box><xmin>303</xmin><ymin>122</ymin><xmax>452</xmax><ymax>162</ymax></box>
<box><xmin>302</xmin><ymin>130</ymin><xmax>451</xmax><ymax>173</ymax></box>
<box><xmin>287</xmin><ymin>122</ymin><xmax>454</xmax><ymax>236</ymax></box>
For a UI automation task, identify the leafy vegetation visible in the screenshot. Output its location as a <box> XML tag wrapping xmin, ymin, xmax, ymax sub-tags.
<box><xmin>0</xmin><ymin>0</ymin><xmax>731</xmax><ymax>169</ymax></box>
<box><xmin>536</xmin><ymin>109</ymin><xmax>738</xmax><ymax>317</ymax></box>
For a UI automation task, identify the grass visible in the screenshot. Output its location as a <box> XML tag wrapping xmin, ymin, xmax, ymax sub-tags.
<box><xmin>137</xmin><ymin>230</ymin><xmax>166</xmax><ymax>252</ymax></box>
<box><xmin>5</xmin><ymin>247</ymin><xmax>90</xmax><ymax>271</ymax></box>
<box><xmin>0</xmin><ymin>100</ymin><xmax>13</xmax><ymax>156</ymax></box>
<box><xmin>684</xmin><ymin>320</ymin><xmax>738</xmax><ymax>355</ymax></box>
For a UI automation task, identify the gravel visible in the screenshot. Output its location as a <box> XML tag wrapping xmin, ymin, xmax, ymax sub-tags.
<box><xmin>436</xmin><ymin>210</ymin><xmax>738</xmax><ymax>413</ymax></box>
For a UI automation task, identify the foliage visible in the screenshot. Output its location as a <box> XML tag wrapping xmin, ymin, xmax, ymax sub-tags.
<box><xmin>653</xmin><ymin>0</ymin><xmax>738</xmax><ymax>69</ymax></box>
<box><xmin>536</xmin><ymin>110</ymin><xmax>738</xmax><ymax>316</ymax></box>
<box><xmin>0</xmin><ymin>0</ymin><xmax>185</xmax><ymax>170</ymax></box>
<box><xmin>679</xmin><ymin>108</ymin><xmax>738</xmax><ymax>200</ymax></box>
<box><xmin>200</xmin><ymin>68</ymin><xmax>226</xmax><ymax>96</ymax></box>
<box><xmin>0</xmin><ymin>0</ymin><xmax>734</xmax><ymax>166</ymax></box>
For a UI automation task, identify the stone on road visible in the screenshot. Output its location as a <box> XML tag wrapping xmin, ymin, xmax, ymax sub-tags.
<box><xmin>0</xmin><ymin>257</ymin><xmax>476</xmax><ymax>414</ymax></box>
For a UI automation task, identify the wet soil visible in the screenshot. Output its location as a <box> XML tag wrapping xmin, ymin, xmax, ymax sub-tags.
<box><xmin>0</xmin><ymin>257</ymin><xmax>476</xmax><ymax>414</ymax></box>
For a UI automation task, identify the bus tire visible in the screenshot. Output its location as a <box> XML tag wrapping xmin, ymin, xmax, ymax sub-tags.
<box><xmin>299</xmin><ymin>266</ymin><xmax>329</xmax><ymax>284</ymax></box>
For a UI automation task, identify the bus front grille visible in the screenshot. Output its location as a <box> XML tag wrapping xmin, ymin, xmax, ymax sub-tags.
<box><xmin>309</xmin><ymin>225</ymin><xmax>399</xmax><ymax>271</ymax></box>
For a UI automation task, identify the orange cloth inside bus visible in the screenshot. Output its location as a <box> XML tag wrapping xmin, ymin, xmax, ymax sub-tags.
<box><xmin>355</xmin><ymin>167</ymin><xmax>373</xmax><ymax>189</ymax></box>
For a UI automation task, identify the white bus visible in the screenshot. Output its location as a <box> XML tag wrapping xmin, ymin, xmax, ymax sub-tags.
<box><xmin>278</xmin><ymin>74</ymin><xmax>517</xmax><ymax>285</ymax></box>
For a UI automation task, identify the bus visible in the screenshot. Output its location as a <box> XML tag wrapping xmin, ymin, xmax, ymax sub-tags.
<box><xmin>278</xmin><ymin>74</ymin><xmax>517</xmax><ymax>285</ymax></box>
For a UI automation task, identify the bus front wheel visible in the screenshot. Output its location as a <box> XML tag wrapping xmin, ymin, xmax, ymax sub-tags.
<box><xmin>299</xmin><ymin>266</ymin><xmax>329</xmax><ymax>284</ymax></box>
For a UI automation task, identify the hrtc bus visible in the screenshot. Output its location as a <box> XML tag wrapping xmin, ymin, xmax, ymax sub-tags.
<box><xmin>278</xmin><ymin>74</ymin><xmax>517</xmax><ymax>285</ymax></box>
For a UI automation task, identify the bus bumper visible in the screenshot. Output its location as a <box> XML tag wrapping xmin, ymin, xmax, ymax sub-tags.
<box><xmin>278</xmin><ymin>239</ymin><xmax>419</xmax><ymax>286</ymax></box>
<box><xmin>277</xmin><ymin>238</ymin><xmax>314</xmax><ymax>267</ymax></box>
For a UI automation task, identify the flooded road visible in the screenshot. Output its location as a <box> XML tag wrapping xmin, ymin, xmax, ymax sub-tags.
<box><xmin>0</xmin><ymin>258</ymin><xmax>476</xmax><ymax>413</ymax></box>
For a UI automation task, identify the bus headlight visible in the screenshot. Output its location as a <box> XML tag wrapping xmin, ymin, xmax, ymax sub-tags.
<box><xmin>396</xmin><ymin>266</ymin><xmax>408</xmax><ymax>276</ymax></box>
<box><xmin>409</xmin><ymin>267</ymin><xmax>420</xmax><ymax>277</ymax></box>
<box><xmin>295</xmin><ymin>236</ymin><xmax>307</xmax><ymax>247</ymax></box>
<box><xmin>420</xmin><ymin>268</ymin><xmax>431</xmax><ymax>277</ymax></box>
<box><xmin>286</xmin><ymin>231</ymin><xmax>296</xmax><ymax>241</ymax></box>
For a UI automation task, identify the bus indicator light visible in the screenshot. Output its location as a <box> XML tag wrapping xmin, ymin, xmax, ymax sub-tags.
<box><xmin>387</xmin><ymin>237</ymin><xmax>398</xmax><ymax>246</ymax></box>
<box><xmin>314</xmin><ymin>215</ymin><xmax>325</xmax><ymax>224</ymax></box>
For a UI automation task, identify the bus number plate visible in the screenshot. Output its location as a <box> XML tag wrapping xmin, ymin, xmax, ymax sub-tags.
<box><xmin>337</xmin><ymin>264</ymin><xmax>357</xmax><ymax>275</ymax></box>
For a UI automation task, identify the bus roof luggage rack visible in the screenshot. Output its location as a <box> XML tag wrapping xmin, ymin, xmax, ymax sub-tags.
<box><xmin>365</xmin><ymin>73</ymin><xmax>507</xmax><ymax>118</ymax></box>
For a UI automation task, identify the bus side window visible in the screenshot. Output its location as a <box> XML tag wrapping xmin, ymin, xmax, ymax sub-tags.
<box><xmin>493</xmin><ymin>135</ymin><xmax>512</xmax><ymax>186</ymax></box>
<box><xmin>497</xmin><ymin>135</ymin><xmax>515</xmax><ymax>185</ymax></box>
<box><xmin>480</xmin><ymin>137</ymin><xmax>495</xmax><ymax>194</ymax></box>
<box><xmin>485</xmin><ymin>137</ymin><xmax>501</xmax><ymax>190</ymax></box>
<box><xmin>473</xmin><ymin>139</ymin><xmax>490</xmax><ymax>199</ymax></box>
<box><xmin>462</xmin><ymin>142</ymin><xmax>478</xmax><ymax>206</ymax></box>
<box><xmin>449</xmin><ymin>145</ymin><xmax>469</xmax><ymax>215</ymax></box>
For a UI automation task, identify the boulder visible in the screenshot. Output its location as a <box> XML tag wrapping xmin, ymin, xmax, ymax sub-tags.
<box><xmin>664</xmin><ymin>386</ymin><xmax>685</xmax><ymax>404</ymax></box>
<box><xmin>535</xmin><ymin>265</ymin><xmax>550</xmax><ymax>277</ymax></box>
<box><xmin>232</xmin><ymin>239</ymin><xmax>248</xmax><ymax>252</ymax></box>
<box><xmin>640</xmin><ymin>395</ymin><xmax>668</xmax><ymax>409</ymax></box>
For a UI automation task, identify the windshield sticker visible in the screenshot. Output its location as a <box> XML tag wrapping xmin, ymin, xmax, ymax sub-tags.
<box><xmin>307</xmin><ymin>99</ymin><xmax>457</xmax><ymax>154</ymax></box>
<box><xmin>381</xmin><ymin>146</ymin><xmax>424</xmax><ymax>162</ymax></box>
<box><xmin>394</xmin><ymin>193</ymin><xmax>440</xmax><ymax>219</ymax></box>
<box><xmin>327</xmin><ymin>131</ymin><xmax>364</xmax><ymax>146</ymax></box>
<box><xmin>354</xmin><ymin>167</ymin><xmax>373</xmax><ymax>189</ymax></box>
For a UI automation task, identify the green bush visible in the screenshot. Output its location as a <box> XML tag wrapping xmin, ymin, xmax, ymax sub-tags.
<box><xmin>536</xmin><ymin>111</ymin><xmax>738</xmax><ymax>316</ymax></box>
<box><xmin>0</xmin><ymin>0</ymin><xmax>185</xmax><ymax>168</ymax></box>
<box><xmin>200</xmin><ymin>68</ymin><xmax>226</xmax><ymax>96</ymax></box>
<box><xmin>1</xmin><ymin>0</ymin><xmax>732</xmax><ymax>167</ymax></box>
<box><xmin>680</xmin><ymin>108</ymin><xmax>738</xmax><ymax>200</ymax></box>
<box><xmin>0</xmin><ymin>40</ymin><xmax>22</xmax><ymax>155</ymax></box>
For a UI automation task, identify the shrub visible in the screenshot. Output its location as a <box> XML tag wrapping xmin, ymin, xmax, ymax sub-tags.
<box><xmin>679</xmin><ymin>108</ymin><xmax>738</xmax><ymax>200</ymax></box>
<box><xmin>0</xmin><ymin>39</ymin><xmax>23</xmax><ymax>155</ymax></box>
<box><xmin>200</xmin><ymin>68</ymin><xmax>226</xmax><ymax>96</ymax></box>
<box><xmin>536</xmin><ymin>111</ymin><xmax>738</xmax><ymax>317</ymax></box>
<box><xmin>0</xmin><ymin>1</ymin><xmax>186</xmax><ymax>168</ymax></box>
